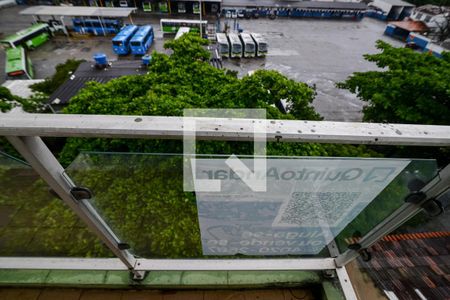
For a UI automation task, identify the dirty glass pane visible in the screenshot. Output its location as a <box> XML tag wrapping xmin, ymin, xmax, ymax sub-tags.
<box><xmin>65</xmin><ymin>152</ymin><xmax>437</xmax><ymax>259</ymax></box>
<box><xmin>0</xmin><ymin>152</ymin><xmax>111</xmax><ymax>257</ymax></box>
<box><xmin>334</xmin><ymin>159</ymin><xmax>437</xmax><ymax>252</ymax></box>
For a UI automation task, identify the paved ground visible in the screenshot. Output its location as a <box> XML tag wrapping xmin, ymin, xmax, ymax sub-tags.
<box><xmin>221</xmin><ymin>18</ymin><xmax>403</xmax><ymax>121</ymax></box>
<box><xmin>0</xmin><ymin>6</ymin><xmax>404</xmax><ymax>121</ymax></box>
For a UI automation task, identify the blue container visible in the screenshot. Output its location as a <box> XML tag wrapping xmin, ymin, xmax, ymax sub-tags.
<box><xmin>93</xmin><ymin>53</ymin><xmax>108</xmax><ymax>65</ymax></box>
<box><xmin>384</xmin><ymin>25</ymin><xmax>396</xmax><ymax>36</ymax></box>
<box><xmin>424</xmin><ymin>44</ymin><xmax>444</xmax><ymax>58</ymax></box>
<box><xmin>142</xmin><ymin>55</ymin><xmax>152</xmax><ymax>66</ymax></box>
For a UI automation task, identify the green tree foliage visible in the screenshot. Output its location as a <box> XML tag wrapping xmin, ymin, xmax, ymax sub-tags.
<box><xmin>31</xmin><ymin>59</ymin><xmax>84</xmax><ymax>95</ymax></box>
<box><xmin>0</xmin><ymin>86</ymin><xmax>46</xmax><ymax>158</ymax></box>
<box><xmin>0</xmin><ymin>86</ymin><xmax>42</xmax><ymax>113</ymax></box>
<box><xmin>61</xmin><ymin>33</ymin><xmax>337</xmax><ymax>165</ymax></box>
<box><xmin>0</xmin><ymin>34</ymin><xmax>379</xmax><ymax>259</ymax></box>
<box><xmin>0</xmin><ymin>86</ymin><xmax>16</xmax><ymax>113</ymax></box>
<box><xmin>338</xmin><ymin>40</ymin><xmax>450</xmax><ymax>125</ymax></box>
<box><xmin>339</xmin><ymin>40</ymin><xmax>450</xmax><ymax>165</ymax></box>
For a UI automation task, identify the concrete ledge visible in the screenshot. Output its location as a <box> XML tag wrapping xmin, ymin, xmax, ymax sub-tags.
<box><xmin>0</xmin><ymin>269</ymin><xmax>321</xmax><ymax>289</ymax></box>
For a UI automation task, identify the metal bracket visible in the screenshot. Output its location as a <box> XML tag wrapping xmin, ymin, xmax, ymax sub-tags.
<box><xmin>421</xmin><ymin>198</ymin><xmax>444</xmax><ymax>217</ymax></box>
<box><xmin>347</xmin><ymin>243</ymin><xmax>371</xmax><ymax>262</ymax></box>
<box><xmin>347</xmin><ymin>243</ymin><xmax>361</xmax><ymax>251</ymax></box>
<box><xmin>131</xmin><ymin>270</ymin><xmax>147</xmax><ymax>281</ymax></box>
<box><xmin>405</xmin><ymin>191</ymin><xmax>427</xmax><ymax>204</ymax></box>
<box><xmin>322</xmin><ymin>269</ymin><xmax>336</xmax><ymax>279</ymax></box>
<box><xmin>405</xmin><ymin>191</ymin><xmax>444</xmax><ymax>217</ymax></box>
<box><xmin>359</xmin><ymin>249</ymin><xmax>372</xmax><ymax>262</ymax></box>
<box><xmin>70</xmin><ymin>187</ymin><xmax>92</xmax><ymax>201</ymax></box>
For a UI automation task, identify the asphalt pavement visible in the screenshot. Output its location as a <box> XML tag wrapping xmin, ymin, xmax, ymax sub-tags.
<box><xmin>0</xmin><ymin>6</ymin><xmax>404</xmax><ymax>121</ymax></box>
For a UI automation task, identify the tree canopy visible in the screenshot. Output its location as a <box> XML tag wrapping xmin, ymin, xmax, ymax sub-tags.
<box><xmin>61</xmin><ymin>33</ymin><xmax>370</xmax><ymax>165</ymax></box>
<box><xmin>0</xmin><ymin>34</ymin><xmax>380</xmax><ymax>259</ymax></box>
<box><xmin>338</xmin><ymin>40</ymin><xmax>450</xmax><ymax>125</ymax></box>
<box><xmin>0</xmin><ymin>86</ymin><xmax>42</xmax><ymax>113</ymax></box>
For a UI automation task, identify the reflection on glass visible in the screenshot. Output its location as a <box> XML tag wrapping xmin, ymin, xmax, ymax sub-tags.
<box><xmin>335</xmin><ymin>160</ymin><xmax>437</xmax><ymax>252</ymax></box>
<box><xmin>193</xmin><ymin>158</ymin><xmax>410</xmax><ymax>256</ymax></box>
<box><xmin>0</xmin><ymin>152</ymin><xmax>111</xmax><ymax>257</ymax></box>
<box><xmin>66</xmin><ymin>153</ymin><xmax>202</xmax><ymax>258</ymax></box>
<box><xmin>66</xmin><ymin>153</ymin><xmax>436</xmax><ymax>259</ymax></box>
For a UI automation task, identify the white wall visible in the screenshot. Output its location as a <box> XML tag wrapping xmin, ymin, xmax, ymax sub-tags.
<box><xmin>411</xmin><ymin>10</ymin><xmax>448</xmax><ymax>31</ymax></box>
<box><xmin>372</xmin><ymin>0</ymin><xmax>393</xmax><ymax>13</ymax></box>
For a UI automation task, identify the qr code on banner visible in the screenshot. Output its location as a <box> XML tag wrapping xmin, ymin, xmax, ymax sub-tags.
<box><xmin>272</xmin><ymin>192</ymin><xmax>361</xmax><ymax>227</ymax></box>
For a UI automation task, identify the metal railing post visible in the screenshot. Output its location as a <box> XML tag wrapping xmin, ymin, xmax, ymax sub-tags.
<box><xmin>6</xmin><ymin>136</ymin><xmax>141</xmax><ymax>278</ymax></box>
<box><xmin>335</xmin><ymin>163</ymin><xmax>450</xmax><ymax>267</ymax></box>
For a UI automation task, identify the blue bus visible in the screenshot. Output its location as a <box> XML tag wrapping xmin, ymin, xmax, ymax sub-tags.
<box><xmin>112</xmin><ymin>25</ymin><xmax>138</xmax><ymax>55</ymax></box>
<box><xmin>72</xmin><ymin>18</ymin><xmax>122</xmax><ymax>35</ymax></box>
<box><xmin>130</xmin><ymin>25</ymin><xmax>154</xmax><ymax>55</ymax></box>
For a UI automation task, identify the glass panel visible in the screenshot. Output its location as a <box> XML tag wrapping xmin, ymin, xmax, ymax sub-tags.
<box><xmin>335</xmin><ymin>159</ymin><xmax>437</xmax><ymax>252</ymax></box>
<box><xmin>65</xmin><ymin>152</ymin><xmax>437</xmax><ymax>259</ymax></box>
<box><xmin>0</xmin><ymin>152</ymin><xmax>111</xmax><ymax>257</ymax></box>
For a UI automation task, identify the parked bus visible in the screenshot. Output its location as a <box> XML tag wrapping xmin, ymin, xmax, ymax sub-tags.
<box><xmin>216</xmin><ymin>33</ymin><xmax>229</xmax><ymax>58</ymax></box>
<box><xmin>5</xmin><ymin>46</ymin><xmax>34</xmax><ymax>80</ymax></box>
<box><xmin>1</xmin><ymin>23</ymin><xmax>50</xmax><ymax>49</ymax></box>
<box><xmin>160</xmin><ymin>19</ymin><xmax>207</xmax><ymax>37</ymax></box>
<box><xmin>251</xmin><ymin>33</ymin><xmax>268</xmax><ymax>57</ymax></box>
<box><xmin>175</xmin><ymin>27</ymin><xmax>190</xmax><ymax>40</ymax></box>
<box><xmin>72</xmin><ymin>18</ymin><xmax>122</xmax><ymax>35</ymax></box>
<box><xmin>239</xmin><ymin>33</ymin><xmax>256</xmax><ymax>57</ymax></box>
<box><xmin>112</xmin><ymin>25</ymin><xmax>138</xmax><ymax>55</ymax></box>
<box><xmin>227</xmin><ymin>33</ymin><xmax>242</xmax><ymax>58</ymax></box>
<box><xmin>130</xmin><ymin>25</ymin><xmax>154</xmax><ymax>55</ymax></box>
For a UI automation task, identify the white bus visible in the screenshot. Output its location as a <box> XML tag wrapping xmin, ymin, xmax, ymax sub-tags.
<box><xmin>227</xmin><ymin>33</ymin><xmax>242</xmax><ymax>58</ymax></box>
<box><xmin>160</xmin><ymin>19</ymin><xmax>207</xmax><ymax>36</ymax></box>
<box><xmin>239</xmin><ymin>33</ymin><xmax>256</xmax><ymax>58</ymax></box>
<box><xmin>250</xmin><ymin>33</ymin><xmax>268</xmax><ymax>57</ymax></box>
<box><xmin>175</xmin><ymin>27</ymin><xmax>190</xmax><ymax>40</ymax></box>
<box><xmin>216</xmin><ymin>33</ymin><xmax>229</xmax><ymax>58</ymax></box>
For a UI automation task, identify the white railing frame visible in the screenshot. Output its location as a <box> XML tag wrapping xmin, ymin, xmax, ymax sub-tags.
<box><xmin>1</xmin><ymin>114</ymin><xmax>449</xmax><ymax>296</ymax></box>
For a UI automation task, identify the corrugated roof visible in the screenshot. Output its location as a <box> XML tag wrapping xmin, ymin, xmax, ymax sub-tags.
<box><xmin>390</xmin><ymin>20</ymin><xmax>429</xmax><ymax>32</ymax></box>
<box><xmin>49</xmin><ymin>60</ymin><xmax>148</xmax><ymax>105</ymax></box>
<box><xmin>222</xmin><ymin>0</ymin><xmax>367</xmax><ymax>10</ymax></box>
<box><xmin>376</xmin><ymin>0</ymin><xmax>415</xmax><ymax>7</ymax></box>
<box><xmin>20</xmin><ymin>5</ymin><xmax>135</xmax><ymax>17</ymax></box>
<box><xmin>415</xmin><ymin>4</ymin><xmax>450</xmax><ymax>16</ymax></box>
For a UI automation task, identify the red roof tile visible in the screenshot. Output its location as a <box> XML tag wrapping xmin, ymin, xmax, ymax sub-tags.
<box><xmin>390</xmin><ymin>20</ymin><xmax>429</xmax><ymax>33</ymax></box>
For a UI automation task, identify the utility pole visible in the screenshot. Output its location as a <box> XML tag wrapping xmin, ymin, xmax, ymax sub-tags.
<box><xmin>199</xmin><ymin>0</ymin><xmax>203</xmax><ymax>38</ymax></box>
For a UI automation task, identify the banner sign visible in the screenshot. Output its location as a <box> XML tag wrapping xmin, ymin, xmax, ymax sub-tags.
<box><xmin>193</xmin><ymin>158</ymin><xmax>410</xmax><ymax>255</ymax></box>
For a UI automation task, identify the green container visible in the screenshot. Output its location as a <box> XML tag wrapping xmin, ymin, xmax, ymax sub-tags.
<box><xmin>25</xmin><ymin>32</ymin><xmax>49</xmax><ymax>50</ymax></box>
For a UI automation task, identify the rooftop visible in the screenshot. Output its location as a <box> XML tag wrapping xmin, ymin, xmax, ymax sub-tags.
<box><xmin>377</xmin><ymin>0</ymin><xmax>415</xmax><ymax>7</ymax></box>
<box><xmin>359</xmin><ymin>231</ymin><xmax>450</xmax><ymax>299</ymax></box>
<box><xmin>415</xmin><ymin>4</ymin><xmax>450</xmax><ymax>16</ymax></box>
<box><xmin>389</xmin><ymin>20</ymin><xmax>429</xmax><ymax>32</ymax></box>
<box><xmin>19</xmin><ymin>5</ymin><xmax>135</xmax><ymax>18</ymax></box>
<box><xmin>222</xmin><ymin>0</ymin><xmax>367</xmax><ymax>10</ymax></box>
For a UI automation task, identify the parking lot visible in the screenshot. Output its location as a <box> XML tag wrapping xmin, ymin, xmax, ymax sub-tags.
<box><xmin>0</xmin><ymin>6</ymin><xmax>403</xmax><ymax>121</ymax></box>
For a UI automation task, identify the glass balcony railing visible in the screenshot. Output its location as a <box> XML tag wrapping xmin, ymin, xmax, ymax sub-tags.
<box><xmin>0</xmin><ymin>113</ymin><xmax>449</xmax><ymax>299</ymax></box>
<box><xmin>0</xmin><ymin>152</ymin><xmax>111</xmax><ymax>258</ymax></box>
<box><xmin>63</xmin><ymin>152</ymin><xmax>438</xmax><ymax>260</ymax></box>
